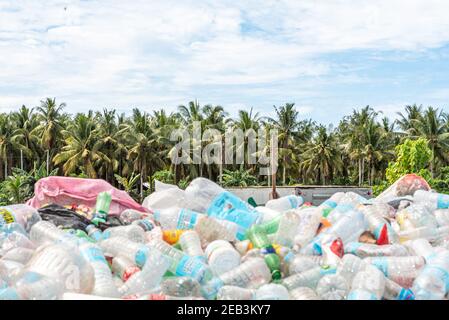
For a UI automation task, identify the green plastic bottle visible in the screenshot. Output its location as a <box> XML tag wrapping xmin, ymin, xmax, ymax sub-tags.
<box><xmin>259</xmin><ymin>215</ymin><xmax>282</xmax><ymax>234</ymax></box>
<box><xmin>246</xmin><ymin>225</ymin><xmax>281</xmax><ymax>280</ymax></box>
<box><xmin>92</xmin><ymin>191</ymin><xmax>112</xmax><ymax>225</ymax></box>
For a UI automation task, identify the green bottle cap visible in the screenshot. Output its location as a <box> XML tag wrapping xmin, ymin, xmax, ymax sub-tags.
<box><xmin>271</xmin><ymin>270</ymin><xmax>282</xmax><ymax>281</ymax></box>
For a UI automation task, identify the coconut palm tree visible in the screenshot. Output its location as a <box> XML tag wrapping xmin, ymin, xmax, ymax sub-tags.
<box><xmin>267</xmin><ymin>103</ymin><xmax>300</xmax><ymax>185</ymax></box>
<box><xmin>53</xmin><ymin>112</ymin><xmax>104</xmax><ymax>178</ymax></box>
<box><xmin>0</xmin><ymin>114</ymin><xmax>19</xmax><ymax>179</ymax></box>
<box><xmin>11</xmin><ymin>105</ymin><xmax>41</xmax><ymax>171</ymax></box>
<box><xmin>413</xmin><ymin>107</ymin><xmax>449</xmax><ymax>177</ymax></box>
<box><xmin>397</xmin><ymin>104</ymin><xmax>423</xmax><ymax>136</ymax></box>
<box><xmin>33</xmin><ymin>98</ymin><xmax>66</xmax><ymax>174</ymax></box>
<box><xmin>301</xmin><ymin>125</ymin><xmax>342</xmax><ymax>185</ymax></box>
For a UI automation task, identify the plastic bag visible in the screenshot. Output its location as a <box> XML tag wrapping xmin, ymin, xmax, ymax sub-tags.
<box><xmin>375</xmin><ymin>174</ymin><xmax>430</xmax><ymax>205</ymax></box>
<box><xmin>27</xmin><ymin>177</ymin><xmax>149</xmax><ymax>216</ymax></box>
<box><xmin>38</xmin><ymin>204</ymin><xmax>123</xmax><ymax>231</ymax></box>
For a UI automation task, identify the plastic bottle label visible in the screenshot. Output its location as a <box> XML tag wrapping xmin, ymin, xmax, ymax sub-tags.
<box><xmin>334</xmin><ymin>204</ymin><xmax>354</xmax><ymax>213</ymax></box>
<box><xmin>177</xmin><ymin>209</ymin><xmax>198</xmax><ymax>229</ymax></box>
<box><xmin>429</xmin><ymin>265</ymin><xmax>449</xmax><ymax>291</ymax></box>
<box><xmin>135</xmin><ymin>246</ymin><xmax>149</xmax><ymax>267</ymax></box>
<box><xmin>347</xmin><ymin>290</ymin><xmax>377</xmax><ymax>300</ymax></box>
<box><xmin>370</xmin><ymin>258</ymin><xmax>389</xmax><ymax>277</ymax></box>
<box><xmin>321</xmin><ymin>199</ymin><xmax>338</xmax><ymax>209</ymax></box>
<box><xmin>437</xmin><ymin>194</ymin><xmax>449</xmax><ymax>209</ymax></box>
<box><xmin>84</xmin><ymin>246</ymin><xmax>108</xmax><ymax>264</ymax></box>
<box><xmin>287</xmin><ymin>196</ymin><xmax>299</xmax><ymax>209</ymax></box>
<box><xmin>0</xmin><ymin>208</ymin><xmax>15</xmax><ymax>225</ymax></box>
<box><xmin>207</xmin><ymin>192</ymin><xmax>260</xmax><ymax>240</ymax></box>
<box><xmin>345</xmin><ymin>242</ymin><xmax>363</xmax><ymax>254</ymax></box>
<box><xmin>175</xmin><ymin>255</ymin><xmax>205</xmax><ymax>280</ymax></box>
<box><xmin>397</xmin><ymin>288</ymin><xmax>415</xmax><ymax>300</ymax></box>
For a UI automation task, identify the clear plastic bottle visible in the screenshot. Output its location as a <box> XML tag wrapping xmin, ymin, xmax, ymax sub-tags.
<box><xmin>0</xmin><ymin>205</ymin><xmax>41</xmax><ymax>232</ymax></box>
<box><xmin>347</xmin><ymin>265</ymin><xmax>385</xmax><ymax>300</ymax></box>
<box><xmin>184</xmin><ymin>177</ymin><xmax>232</xmax><ymax>213</ymax></box>
<box><xmin>201</xmin><ymin>257</ymin><xmax>271</xmax><ymax>299</ymax></box>
<box><xmin>317</xmin><ymin>192</ymin><xmax>345</xmax><ymax>218</ymax></box>
<box><xmin>413</xmin><ymin>189</ymin><xmax>449</xmax><ymax>210</ymax></box>
<box><xmin>216</xmin><ymin>285</ymin><xmax>256</xmax><ymax>300</ymax></box>
<box><xmin>30</xmin><ymin>221</ymin><xmax>80</xmax><ymax>248</ymax></box>
<box><xmin>361</xmin><ymin>204</ymin><xmax>399</xmax><ymax>243</ymax></box>
<box><xmin>160</xmin><ymin>276</ymin><xmax>202</xmax><ymax>297</ymax></box>
<box><xmin>326</xmin><ymin>192</ymin><xmax>366</xmax><ymax>223</ymax></box>
<box><xmin>0</xmin><ymin>222</ymin><xmax>28</xmax><ymax>236</ymax></box>
<box><xmin>289</xmin><ymin>287</ymin><xmax>320</xmax><ymax>300</ymax></box>
<box><xmin>153</xmin><ymin>207</ymin><xmax>204</xmax><ymax>230</ymax></box>
<box><xmin>255</xmin><ymin>283</ymin><xmax>290</xmax><ymax>300</ymax></box>
<box><xmin>194</xmin><ymin>216</ymin><xmax>238</xmax><ymax>244</ymax></box>
<box><xmin>185</xmin><ymin>178</ymin><xmax>261</xmax><ymax>240</ymax></box>
<box><xmin>0</xmin><ymin>259</ymin><xmax>25</xmax><ymax>283</ymax></box>
<box><xmin>119</xmin><ymin>209</ymin><xmax>144</xmax><ymax>224</ymax></box>
<box><xmin>142</xmin><ymin>185</ymin><xmax>187</xmax><ymax>211</ymax></box>
<box><xmin>412</xmin><ymin>250</ymin><xmax>449</xmax><ymax>300</ymax></box>
<box><xmin>1</xmin><ymin>247</ymin><xmax>35</xmax><ymax>265</ymax></box>
<box><xmin>344</xmin><ymin>242</ymin><xmax>410</xmax><ymax>258</ymax></box>
<box><xmin>205</xmin><ymin>240</ymin><xmax>241</xmax><ymax>276</ymax></box>
<box><xmin>256</xmin><ymin>206</ymin><xmax>282</xmax><ymax>224</ymax></box>
<box><xmin>132</xmin><ymin>218</ymin><xmax>156</xmax><ymax>232</ymax></box>
<box><xmin>111</xmin><ymin>255</ymin><xmax>140</xmax><ymax>282</ymax></box>
<box><xmin>404</xmin><ymin>238</ymin><xmax>434</xmax><ymax>259</ymax></box>
<box><xmin>434</xmin><ymin>209</ymin><xmax>449</xmax><ymax>227</ymax></box>
<box><xmin>0</xmin><ymin>231</ymin><xmax>35</xmax><ymax>256</ymax></box>
<box><xmin>273</xmin><ymin>211</ymin><xmax>300</xmax><ymax>248</ymax></box>
<box><xmin>311</xmin><ymin>210</ymin><xmax>366</xmax><ymax>254</ymax></box>
<box><xmin>281</xmin><ymin>267</ymin><xmax>331</xmax><ymax>291</ymax></box>
<box><xmin>179</xmin><ymin>230</ymin><xmax>205</xmax><ymax>261</ymax></box>
<box><xmin>102</xmin><ymin>225</ymin><xmax>146</xmax><ymax>243</ymax></box>
<box><xmin>1</xmin><ymin>271</ymin><xmax>64</xmax><ymax>300</ymax></box>
<box><xmin>336</xmin><ymin>254</ymin><xmax>367</xmax><ymax>286</ymax></box>
<box><xmin>78</xmin><ymin>241</ymin><xmax>120</xmax><ymax>298</ymax></box>
<box><xmin>86</xmin><ymin>225</ymin><xmax>103</xmax><ymax>242</ymax></box>
<box><xmin>384</xmin><ymin>278</ymin><xmax>415</xmax><ymax>300</ymax></box>
<box><xmin>283</xmin><ymin>254</ymin><xmax>321</xmax><ymax>276</ymax></box>
<box><xmin>148</xmin><ymin>239</ymin><xmax>211</xmax><ymax>283</ymax></box>
<box><xmin>24</xmin><ymin>243</ymin><xmax>95</xmax><ymax>294</ymax></box>
<box><xmin>398</xmin><ymin>226</ymin><xmax>449</xmax><ymax>243</ymax></box>
<box><xmin>363</xmin><ymin>256</ymin><xmax>426</xmax><ymax>288</ymax></box>
<box><xmin>294</xmin><ymin>207</ymin><xmax>322</xmax><ymax>248</ymax></box>
<box><xmin>217</xmin><ymin>257</ymin><xmax>271</xmax><ymax>288</ymax></box>
<box><xmin>316</xmin><ymin>274</ymin><xmax>348</xmax><ymax>300</ymax></box>
<box><xmin>119</xmin><ymin>249</ymin><xmax>171</xmax><ymax>296</ymax></box>
<box><xmin>397</xmin><ymin>204</ymin><xmax>438</xmax><ymax>230</ymax></box>
<box><xmin>99</xmin><ymin>236</ymin><xmax>150</xmax><ymax>268</ymax></box>
<box><xmin>265</xmin><ymin>195</ymin><xmax>304</xmax><ymax>212</ymax></box>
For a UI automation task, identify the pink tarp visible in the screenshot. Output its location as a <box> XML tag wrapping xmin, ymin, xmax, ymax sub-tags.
<box><xmin>27</xmin><ymin>176</ymin><xmax>149</xmax><ymax>216</ymax></box>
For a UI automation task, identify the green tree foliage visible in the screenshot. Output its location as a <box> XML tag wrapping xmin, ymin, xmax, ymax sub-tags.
<box><xmin>385</xmin><ymin>138</ymin><xmax>432</xmax><ymax>184</ymax></box>
<box><xmin>1</xmin><ymin>98</ymin><xmax>449</xmax><ymax>204</ymax></box>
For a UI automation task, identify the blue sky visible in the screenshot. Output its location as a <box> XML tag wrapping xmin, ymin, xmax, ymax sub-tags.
<box><xmin>1</xmin><ymin>0</ymin><xmax>449</xmax><ymax>124</ymax></box>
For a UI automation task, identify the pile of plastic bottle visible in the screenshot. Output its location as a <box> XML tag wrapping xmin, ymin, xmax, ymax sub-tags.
<box><xmin>1</xmin><ymin>174</ymin><xmax>449</xmax><ymax>300</ymax></box>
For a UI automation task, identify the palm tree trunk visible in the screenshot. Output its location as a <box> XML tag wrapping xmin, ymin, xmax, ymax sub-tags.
<box><xmin>361</xmin><ymin>157</ymin><xmax>365</xmax><ymax>186</ymax></box>
<box><xmin>431</xmin><ymin>145</ymin><xmax>435</xmax><ymax>178</ymax></box>
<box><xmin>46</xmin><ymin>150</ymin><xmax>50</xmax><ymax>175</ymax></box>
<box><xmin>20</xmin><ymin>149</ymin><xmax>24</xmax><ymax>171</ymax></box>
<box><xmin>4</xmin><ymin>159</ymin><xmax>7</xmax><ymax>179</ymax></box>
<box><xmin>358</xmin><ymin>159</ymin><xmax>362</xmax><ymax>186</ymax></box>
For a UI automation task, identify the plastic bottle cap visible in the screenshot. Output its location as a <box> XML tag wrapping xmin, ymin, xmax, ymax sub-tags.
<box><xmin>272</xmin><ymin>270</ymin><xmax>282</xmax><ymax>280</ymax></box>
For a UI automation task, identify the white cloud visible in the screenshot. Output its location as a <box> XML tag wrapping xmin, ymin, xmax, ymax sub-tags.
<box><xmin>1</xmin><ymin>0</ymin><xmax>449</xmax><ymax>116</ymax></box>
